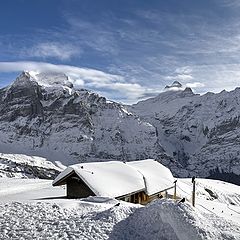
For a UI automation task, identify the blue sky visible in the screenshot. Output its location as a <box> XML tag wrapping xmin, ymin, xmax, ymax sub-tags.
<box><xmin>1</xmin><ymin>0</ymin><xmax>240</xmax><ymax>103</ymax></box>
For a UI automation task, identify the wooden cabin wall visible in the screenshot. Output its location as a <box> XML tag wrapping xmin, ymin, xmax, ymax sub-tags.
<box><xmin>67</xmin><ymin>176</ymin><xmax>95</xmax><ymax>198</ymax></box>
<box><xmin>118</xmin><ymin>191</ymin><xmax>147</xmax><ymax>204</ymax></box>
<box><xmin>139</xmin><ymin>192</ymin><xmax>167</xmax><ymax>205</ymax></box>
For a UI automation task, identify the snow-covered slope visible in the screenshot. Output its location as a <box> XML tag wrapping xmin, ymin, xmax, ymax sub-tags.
<box><xmin>0</xmin><ymin>178</ymin><xmax>239</xmax><ymax>239</ymax></box>
<box><xmin>0</xmin><ymin>71</ymin><xmax>165</xmax><ymax>168</ymax></box>
<box><xmin>131</xmin><ymin>82</ymin><xmax>240</xmax><ymax>184</ymax></box>
<box><xmin>0</xmin><ymin>153</ymin><xmax>61</xmax><ymax>179</ymax></box>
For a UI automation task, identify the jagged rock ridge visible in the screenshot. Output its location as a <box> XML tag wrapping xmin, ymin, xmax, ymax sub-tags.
<box><xmin>131</xmin><ymin>83</ymin><xmax>240</xmax><ymax>184</ymax></box>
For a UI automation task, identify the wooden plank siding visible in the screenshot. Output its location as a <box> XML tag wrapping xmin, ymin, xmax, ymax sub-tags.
<box><xmin>116</xmin><ymin>190</ymin><xmax>173</xmax><ymax>205</ymax></box>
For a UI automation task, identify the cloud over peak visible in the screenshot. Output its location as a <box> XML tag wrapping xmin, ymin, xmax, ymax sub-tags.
<box><xmin>0</xmin><ymin>61</ymin><xmax>158</xmax><ymax>103</ymax></box>
<box><xmin>24</xmin><ymin>42</ymin><xmax>81</xmax><ymax>60</ymax></box>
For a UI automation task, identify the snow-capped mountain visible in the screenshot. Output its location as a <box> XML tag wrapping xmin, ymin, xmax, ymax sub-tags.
<box><xmin>164</xmin><ymin>80</ymin><xmax>184</xmax><ymax>91</ymax></box>
<box><xmin>1</xmin><ymin>73</ymin><xmax>240</xmax><ymax>183</ymax></box>
<box><xmin>0</xmin><ymin>72</ymin><xmax>168</xmax><ymax>170</ymax></box>
<box><xmin>131</xmin><ymin>82</ymin><xmax>240</xmax><ymax>184</ymax></box>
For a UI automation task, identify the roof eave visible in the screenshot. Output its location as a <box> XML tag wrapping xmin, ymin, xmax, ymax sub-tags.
<box><xmin>116</xmin><ymin>188</ymin><xmax>145</xmax><ymax>199</ymax></box>
<box><xmin>52</xmin><ymin>170</ymin><xmax>75</xmax><ymax>186</ymax></box>
<box><xmin>147</xmin><ymin>185</ymin><xmax>175</xmax><ymax>197</ymax></box>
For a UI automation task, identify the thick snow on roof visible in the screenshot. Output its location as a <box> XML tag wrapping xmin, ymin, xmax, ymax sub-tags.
<box><xmin>53</xmin><ymin>161</ymin><xmax>145</xmax><ymax>198</ymax></box>
<box><xmin>127</xmin><ymin>159</ymin><xmax>175</xmax><ymax>195</ymax></box>
<box><xmin>53</xmin><ymin>159</ymin><xmax>175</xmax><ymax>197</ymax></box>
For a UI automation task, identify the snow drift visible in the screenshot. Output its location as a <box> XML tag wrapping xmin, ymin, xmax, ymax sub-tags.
<box><xmin>0</xmin><ymin>178</ymin><xmax>239</xmax><ymax>240</ymax></box>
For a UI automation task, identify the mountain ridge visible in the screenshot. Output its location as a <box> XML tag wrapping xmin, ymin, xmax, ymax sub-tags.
<box><xmin>0</xmin><ymin>72</ymin><xmax>240</xmax><ymax>184</ymax></box>
<box><xmin>0</xmin><ymin>72</ymin><xmax>175</xmax><ymax>174</ymax></box>
<box><xmin>131</xmin><ymin>84</ymin><xmax>240</xmax><ymax>184</ymax></box>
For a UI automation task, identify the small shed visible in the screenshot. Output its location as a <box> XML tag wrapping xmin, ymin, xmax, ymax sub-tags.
<box><xmin>53</xmin><ymin>159</ymin><xmax>175</xmax><ymax>204</ymax></box>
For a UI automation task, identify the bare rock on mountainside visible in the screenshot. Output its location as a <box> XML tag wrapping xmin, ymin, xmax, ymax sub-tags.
<box><xmin>131</xmin><ymin>82</ymin><xmax>240</xmax><ymax>184</ymax></box>
<box><xmin>0</xmin><ymin>71</ymin><xmax>172</xmax><ymax>172</ymax></box>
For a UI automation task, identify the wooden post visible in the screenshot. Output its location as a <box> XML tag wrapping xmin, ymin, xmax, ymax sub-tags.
<box><xmin>192</xmin><ymin>176</ymin><xmax>196</xmax><ymax>207</ymax></box>
<box><xmin>173</xmin><ymin>180</ymin><xmax>177</xmax><ymax>200</ymax></box>
<box><xmin>165</xmin><ymin>190</ymin><xmax>168</xmax><ymax>199</ymax></box>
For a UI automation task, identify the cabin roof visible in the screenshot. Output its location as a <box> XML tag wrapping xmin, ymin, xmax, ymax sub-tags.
<box><xmin>127</xmin><ymin>159</ymin><xmax>175</xmax><ymax>195</ymax></box>
<box><xmin>53</xmin><ymin>161</ymin><xmax>145</xmax><ymax>198</ymax></box>
<box><xmin>53</xmin><ymin>159</ymin><xmax>175</xmax><ymax>198</ymax></box>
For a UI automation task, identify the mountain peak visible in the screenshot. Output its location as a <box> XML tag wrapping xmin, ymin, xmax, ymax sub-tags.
<box><xmin>164</xmin><ymin>81</ymin><xmax>183</xmax><ymax>91</ymax></box>
<box><xmin>172</xmin><ymin>81</ymin><xmax>182</xmax><ymax>88</ymax></box>
<box><xmin>10</xmin><ymin>71</ymin><xmax>34</xmax><ymax>87</ymax></box>
<box><xmin>11</xmin><ymin>71</ymin><xmax>74</xmax><ymax>91</ymax></box>
<box><xmin>28</xmin><ymin>71</ymin><xmax>73</xmax><ymax>89</ymax></box>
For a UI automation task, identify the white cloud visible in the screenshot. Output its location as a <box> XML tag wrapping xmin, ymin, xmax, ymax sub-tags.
<box><xmin>175</xmin><ymin>66</ymin><xmax>192</xmax><ymax>75</ymax></box>
<box><xmin>221</xmin><ymin>0</ymin><xmax>240</xmax><ymax>8</ymax></box>
<box><xmin>25</xmin><ymin>42</ymin><xmax>81</xmax><ymax>60</ymax></box>
<box><xmin>86</xmin><ymin>81</ymin><xmax>147</xmax><ymax>100</ymax></box>
<box><xmin>186</xmin><ymin>82</ymin><xmax>205</xmax><ymax>88</ymax></box>
<box><xmin>164</xmin><ymin>63</ymin><xmax>240</xmax><ymax>94</ymax></box>
<box><xmin>180</xmin><ymin>63</ymin><xmax>240</xmax><ymax>94</ymax></box>
<box><xmin>65</xmin><ymin>17</ymin><xmax>119</xmax><ymax>55</ymax></box>
<box><xmin>177</xmin><ymin>74</ymin><xmax>193</xmax><ymax>81</ymax></box>
<box><xmin>165</xmin><ymin>74</ymin><xmax>193</xmax><ymax>82</ymax></box>
<box><xmin>165</xmin><ymin>67</ymin><xmax>194</xmax><ymax>82</ymax></box>
<box><xmin>0</xmin><ymin>61</ymin><xmax>122</xmax><ymax>83</ymax></box>
<box><xmin>0</xmin><ymin>61</ymin><xmax>155</xmax><ymax>103</ymax></box>
<box><xmin>0</xmin><ymin>61</ymin><xmax>168</xmax><ymax>103</ymax></box>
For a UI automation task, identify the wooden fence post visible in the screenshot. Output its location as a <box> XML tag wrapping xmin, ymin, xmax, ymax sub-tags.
<box><xmin>192</xmin><ymin>176</ymin><xmax>196</xmax><ymax>207</ymax></box>
<box><xmin>173</xmin><ymin>180</ymin><xmax>177</xmax><ymax>200</ymax></box>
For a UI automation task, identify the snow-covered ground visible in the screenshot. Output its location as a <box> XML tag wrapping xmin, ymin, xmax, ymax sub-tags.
<box><xmin>0</xmin><ymin>178</ymin><xmax>239</xmax><ymax>239</ymax></box>
<box><xmin>175</xmin><ymin>178</ymin><xmax>240</xmax><ymax>225</ymax></box>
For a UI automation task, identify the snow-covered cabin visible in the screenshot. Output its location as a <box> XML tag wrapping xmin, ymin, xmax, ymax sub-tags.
<box><xmin>52</xmin><ymin>159</ymin><xmax>175</xmax><ymax>204</ymax></box>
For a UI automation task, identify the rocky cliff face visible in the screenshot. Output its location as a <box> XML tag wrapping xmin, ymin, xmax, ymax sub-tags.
<box><xmin>131</xmin><ymin>83</ymin><xmax>240</xmax><ymax>184</ymax></box>
<box><xmin>0</xmin><ymin>72</ymin><xmax>166</xmax><ymax>168</ymax></box>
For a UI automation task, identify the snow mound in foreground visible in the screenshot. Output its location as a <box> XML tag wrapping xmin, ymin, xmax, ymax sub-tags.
<box><xmin>111</xmin><ymin>200</ymin><xmax>240</xmax><ymax>240</ymax></box>
<box><xmin>0</xmin><ymin>199</ymin><xmax>239</xmax><ymax>240</ymax></box>
<box><xmin>0</xmin><ymin>201</ymin><xmax>136</xmax><ymax>240</ymax></box>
